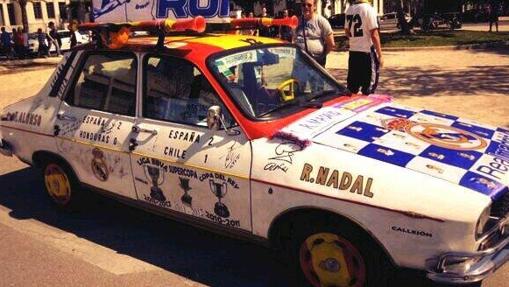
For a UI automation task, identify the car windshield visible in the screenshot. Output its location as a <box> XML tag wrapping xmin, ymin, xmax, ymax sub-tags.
<box><xmin>209</xmin><ymin>45</ymin><xmax>347</xmax><ymax>119</ymax></box>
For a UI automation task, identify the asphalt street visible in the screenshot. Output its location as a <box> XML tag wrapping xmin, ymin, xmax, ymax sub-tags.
<box><xmin>0</xmin><ymin>47</ymin><xmax>508</xmax><ymax>286</ymax></box>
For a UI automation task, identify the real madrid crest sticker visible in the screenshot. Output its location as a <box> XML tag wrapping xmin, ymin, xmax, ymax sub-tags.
<box><xmin>91</xmin><ymin>148</ymin><xmax>109</xmax><ymax>181</ymax></box>
<box><xmin>383</xmin><ymin>118</ymin><xmax>487</xmax><ymax>151</ymax></box>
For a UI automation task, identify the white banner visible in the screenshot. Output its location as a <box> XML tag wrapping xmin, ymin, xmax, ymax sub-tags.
<box><xmin>92</xmin><ymin>0</ymin><xmax>231</xmax><ymax>23</ymax></box>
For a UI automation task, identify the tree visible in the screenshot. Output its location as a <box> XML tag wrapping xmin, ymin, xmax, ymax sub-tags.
<box><xmin>13</xmin><ymin>0</ymin><xmax>29</xmax><ymax>32</ymax></box>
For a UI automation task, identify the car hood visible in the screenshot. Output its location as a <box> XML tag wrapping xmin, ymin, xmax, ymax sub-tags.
<box><xmin>275</xmin><ymin>95</ymin><xmax>509</xmax><ymax>200</ymax></box>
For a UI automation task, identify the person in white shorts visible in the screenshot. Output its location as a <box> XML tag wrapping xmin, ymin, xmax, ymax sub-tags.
<box><xmin>345</xmin><ymin>0</ymin><xmax>383</xmax><ymax>95</ymax></box>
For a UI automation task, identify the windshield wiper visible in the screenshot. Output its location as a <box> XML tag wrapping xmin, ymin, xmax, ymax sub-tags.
<box><xmin>300</xmin><ymin>102</ymin><xmax>323</xmax><ymax>109</ymax></box>
<box><xmin>307</xmin><ymin>90</ymin><xmax>338</xmax><ymax>102</ymax></box>
<box><xmin>257</xmin><ymin>101</ymin><xmax>299</xmax><ymax>118</ymax></box>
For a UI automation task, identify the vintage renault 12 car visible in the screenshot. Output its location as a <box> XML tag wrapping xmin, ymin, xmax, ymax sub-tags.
<box><xmin>1</xmin><ymin>17</ymin><xmax>509</xmax><ymax>287</ymax></box>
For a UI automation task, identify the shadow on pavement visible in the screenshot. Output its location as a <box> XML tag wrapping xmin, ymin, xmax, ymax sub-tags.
<box><xmin>329</xmin><ymin>64</ymin><xmax>509</xmax><ymax>98</ymax></box>
<box><xmin>0</xmin><ymin>167</ymin><xmax>438</xmax><ymax>287</ymax></box>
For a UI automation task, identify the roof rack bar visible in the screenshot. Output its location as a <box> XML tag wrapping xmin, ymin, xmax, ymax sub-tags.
<box><xmin>230</xmin><ymin>16</ymin><xmax>299</xmax><ymax>29</ymax></box>
<box><xmin>78</xmin><ymin>16</ymin><xmax>206</xmax><ymax>49</ymax></box>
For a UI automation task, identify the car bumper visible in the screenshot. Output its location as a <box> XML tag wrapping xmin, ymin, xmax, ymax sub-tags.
<box><xmin>0</xmin><ymin>138</ymin><xmax>13</xmax><ymax>157</ymax></box>
<box><xmin>426</xmin><ymin>216</ymin><xmax>509</xmax><ymax>284</ymax></box>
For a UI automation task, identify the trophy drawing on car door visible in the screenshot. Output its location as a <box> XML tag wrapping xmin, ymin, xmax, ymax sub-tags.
<box><xmin>179</xmin><ymin>177</ymin><xmax>193</xmax><ymax>207</ymax></box>
<box><xmin>209</xmin><ymin>180</ymin><xmax>230</xmax><ymax>218</ymax></box>
<box><xmin>144</xmin><ymin>162</ymin><xmax>166</xmax><ymax>202</ymax></box>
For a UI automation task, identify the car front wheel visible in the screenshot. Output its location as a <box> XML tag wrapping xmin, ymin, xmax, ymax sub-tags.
<box><xmin>290</xmin><ymin>217</ymin><xmax>392</xmax><ymax>287</ymax></box>
<box><xmin>42</xmin><ymin>160</ymin><xmax>82</xmax><ymax>209</ymax></box>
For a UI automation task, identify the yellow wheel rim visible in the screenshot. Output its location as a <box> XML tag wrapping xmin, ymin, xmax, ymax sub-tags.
<box><xmin>299</xmin><ymin>232</ymin><xmax>366</xmax><ymax>287</ymax></box>
<box><xmin>44</xmin><ymin>163</ymin><xmax>71</xmax><ymax>205</ymax></box>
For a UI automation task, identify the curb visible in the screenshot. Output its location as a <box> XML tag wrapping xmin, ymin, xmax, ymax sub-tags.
<box><xmin>334</xmin><ymin>40</ymin><xmax>509</xmax><ymax>52</ymax></box>
<box><xmin>383</xmin><ymin>41</ymin><xmax>509</xmax><ymax>51</ymax></box>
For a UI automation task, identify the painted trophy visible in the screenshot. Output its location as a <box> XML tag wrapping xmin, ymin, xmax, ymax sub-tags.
<box><xmin>179</xmin><ymin>177</ymin><xmax>193</xmax><ymax>206</ymax></box>
<box><xmin>144</xmin><ymin>163</ymin><xmax>166</xmax><ymax>202</ymax></box>
<box><xmin>209</xmin><ymin>180</ymin><xmax>230</xmax><ymax>218</ymax></box>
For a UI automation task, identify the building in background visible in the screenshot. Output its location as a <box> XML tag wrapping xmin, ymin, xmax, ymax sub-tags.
<box><xmin>0</xmin><ymin>0</ymin><xmax>77</xmax><ymax>32</ymax></box>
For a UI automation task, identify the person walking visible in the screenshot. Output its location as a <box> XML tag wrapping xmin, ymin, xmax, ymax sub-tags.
<box><xmin>69</xmin><ymin>20</ymin><xmax>79</xmax><ymax>49</ymax></box>
<box><xmin>278</xmin><ymin>9</ymin><xmax>293</xmax><ymax>42</ymax></box>
<box><xmin>22</xmin><ymin>28</ymin><xmax>29</xmax><ymax>58</ymax></box>
<box><xmin>14</xmin><ymin>27</ymin><xmax>25</xmax><ymax>58</ymax></box>
<box><xmin>48</xmin><ymin>22</ymin><xmax>62</xmax><ymax>56</ymax></box>
<box><xmin>345</xmin><ymin>0</ymin><xmax>383</xmax><ymax>95</ymax></box>
<box><xmin>1</xmin><ymin>27</ymin><xmax>14</xmax><ymax>59</ymax></box>
<box><xmin>293</xmin><ymin>0</ymin><xmax>335</xmax><ymax>67</ymax></box>
<box><xmin>37</xmin><ymin>28</ymin><xmax>50</xmax><ymax>58</ymax></box>
<box><xmin>258</xmin><ymin>6</ymin><xmax>273</xmax><ymax>37</ymax></box>
<box><xmin>488</xmin><ymin>1</ymin><xmax>500</xmax><ymax>32</ymax></box>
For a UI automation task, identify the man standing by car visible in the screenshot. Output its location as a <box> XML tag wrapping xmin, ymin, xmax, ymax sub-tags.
<box><xmin>345</xmin><ymin>0</ymin><xmax>383</xmax><ymax>95</ymax></box>
<box><xmin>293</xmin><ymin>0</ymin><xmax>335</xmax><ymax>67</ymax></box>
<box><xmin>48</xmin><ymin>22</ymin><xmax>62</xmax><ymax>56</ymax></box>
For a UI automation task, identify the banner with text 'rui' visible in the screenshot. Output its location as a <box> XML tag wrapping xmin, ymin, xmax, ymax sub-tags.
<box><xmin>92</xmin><ymin>0</ymin><xmax>230</xmax><ymax>23</ymax></box>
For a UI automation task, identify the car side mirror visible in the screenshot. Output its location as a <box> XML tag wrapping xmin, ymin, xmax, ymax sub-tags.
<box><xmin>207</xmin><ymin>105</ymin><xmax>238</xmax><ymax>136</ymax></box>
<box><xmin>207</xmin><ymin>105</ymin><xmax>222</xmax><ymax>131</ymax></box>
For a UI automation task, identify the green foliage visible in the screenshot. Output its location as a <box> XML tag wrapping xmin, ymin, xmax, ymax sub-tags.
<box><xmin>381</xmin><ymin>30</ymin><xmax>509</xmax><ymax>47</ymax></box>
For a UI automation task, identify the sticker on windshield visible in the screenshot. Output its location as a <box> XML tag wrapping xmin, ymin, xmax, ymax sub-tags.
<box><xmin>268</xmin><ymin>47</ymin><xmax>296</xmax><ymax>58</ymax></box>
<box><xmin>216</xmin><ymin>50</ymin><xmax>258</xmax><ymax>69</ymax></box>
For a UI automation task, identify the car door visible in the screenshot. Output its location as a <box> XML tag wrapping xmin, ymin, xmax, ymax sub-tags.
<box><xmin>129</xmin><ymin>54</ymin><xmax>252</xmax><ymax>231</ymax></box>
<box><xmin>54</xmin><ymin>51</ymin><xmax>138</xmax><ymax>199</ymax></box>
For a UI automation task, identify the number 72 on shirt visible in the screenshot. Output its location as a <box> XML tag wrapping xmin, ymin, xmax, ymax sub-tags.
<box><xmin>346</xmin><ymin>14</ymin><xmax>363</xmax><ymax>37</ymax></box>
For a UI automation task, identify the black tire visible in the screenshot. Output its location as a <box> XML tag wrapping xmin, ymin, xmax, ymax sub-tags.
<box><xmin>41</xmin><ymin>158</ymin><xmax>83</xmax><ymax>211</ymax></box>
<box><xmin>286</xmin><ymin>214</ymin><xmax>393</xmax><ymax>287</ymax></box>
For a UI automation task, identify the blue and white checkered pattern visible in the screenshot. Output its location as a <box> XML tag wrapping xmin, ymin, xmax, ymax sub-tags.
<box><xmin>329</xmin><ymin>104</ymin><xmax>509</xmax><ymax>200</ymax></box>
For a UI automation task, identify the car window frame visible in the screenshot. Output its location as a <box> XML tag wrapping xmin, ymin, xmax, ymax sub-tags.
<box><xmin>140</xmin><ymin>52</ymin><xmax>237</xmax><ymax>129</ymax></box>
<box><xmin>62</xmin><ymin>50</ymin><xmax>139</xmax><ymax>117</ymax></box>
<box><xmin>206</xmin><ymin>43</ymin><xmax>348</xmax><ymax>121</ymax></box>
<box><xmin>49</xmin><ymin>51</ymin><xmax>77</xmax><ymax>98</ymax></box>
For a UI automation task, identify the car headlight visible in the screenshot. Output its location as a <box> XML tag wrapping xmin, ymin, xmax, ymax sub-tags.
<box><xmin>476</xmin><ymin>205</ymin><xmax>491</xmax><ymax>239</ymax></box>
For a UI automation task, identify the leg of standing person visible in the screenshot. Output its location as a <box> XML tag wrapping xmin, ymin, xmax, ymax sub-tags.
<box><xmin>347</xmin><ymin>51</ymin><xmax>362</xmax><ymax>94</ymax></box>
<box><xmin>366</xmin><ymin>46</ymin><xmax>380</xmax><ymax>95</ymax></box>
<box><xmin>47</xmin><ymin>40</ymin><xmax>52</xmax><ymax>56</ymax></box>
<box><xmin>53</xmin><ymin>39</ymin><xmax>61</xmax><ymax>56</ymax></box>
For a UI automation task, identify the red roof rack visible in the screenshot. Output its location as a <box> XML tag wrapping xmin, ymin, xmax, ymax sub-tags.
<box><xmin>78</xmin><ymin>16</ymin><xmax>298</xmax><ymax>49</ymax></box>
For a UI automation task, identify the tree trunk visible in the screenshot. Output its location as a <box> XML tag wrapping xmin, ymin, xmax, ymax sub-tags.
<box><xmin>18</xmin><ymin>0</ymin><xmax>29</xmax><ymax>32</ymax></box>
<box><xmin>396</xmin><ymin>0</ymin><xmax>412</xmax><ymax>34</ymax></box>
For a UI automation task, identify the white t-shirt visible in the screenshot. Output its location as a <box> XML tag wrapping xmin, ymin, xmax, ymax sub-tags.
<box><xmin>345</xmin><ymin>2</ymin><xmax>378</xmax><ymax>53</ymax></box>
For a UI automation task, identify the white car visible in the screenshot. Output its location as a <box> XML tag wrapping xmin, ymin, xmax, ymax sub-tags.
<box><xmin>379</xmin><ymin>12</ymin><xmax>412</xmax><ymax>30</ymax></box>
<box><xmin>28</xmin><ymin>30</ymin><xmax>90</xmax><ymax>54</ymax></box>
<box><xmin>1</xmin><ymin>28</ymin><xmax>509</xmax><ymax>287</ymax></box>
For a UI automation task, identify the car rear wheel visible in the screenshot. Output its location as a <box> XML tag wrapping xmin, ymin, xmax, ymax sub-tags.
<box><xmin>289</xmin><ymin>217</ymin><xmax>392</xmax><ymax>287</ymax></box>
<box><xmin>42</xmin><ymin>160</ymin><xmax>82</xmax><ymax>210</ymax></box>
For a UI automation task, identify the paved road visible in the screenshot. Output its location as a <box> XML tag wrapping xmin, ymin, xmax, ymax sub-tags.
<box><xmin>0</xmin><ymin>48</ymin><xmax>508</xmax><ymax>287</ymax></box>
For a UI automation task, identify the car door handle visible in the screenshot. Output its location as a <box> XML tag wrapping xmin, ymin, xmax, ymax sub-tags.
<box><xmin>57</xmin><ymin>112</ymin><xmax>77</xmax><ymax>122</ymax></box>
<box><xmin>131</xmin><ymin>126</ymin><xmax>158</xmax><ymax>135</ymax></box>
<box><xmin>128</xmin><ymin>138</ymin><xmax>138</xmax><ymax>151</ymax></box>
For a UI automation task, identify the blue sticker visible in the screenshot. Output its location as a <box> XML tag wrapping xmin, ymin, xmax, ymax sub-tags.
<box><xmin>486</xmin><ymin>141</ymin><xmax>509</xmax><ymax>162</ymax></box>
<box><xmin>459</xmin><ymin>171</ymin><xmax>507</xmax><ymax>199</ymax></box>
<box><xmin>336</xmin><ymin>121</ymin><xmax>388</xmax><ymax>142</ymax></box>
<box><xmin>497</xmin><ymin>127</ymin><xmax>509</xmax><ymax>135</ymax></box>
<box><xmin>420</xmin><ymin>145</ymin><xmax>482</xmax><ymax>169</ymax></box>
<box><xmin>358</xmin><ymin>143</ymin><xmax>414</xmax><ymax>167</ymax></box>
<box><xmin>452</xmin><ymin>121</ymin><xmax>495</xmax><ymax>139</ymax></box>
<box><xmin>420</xmin><ymin>110</ymin><xmax>458</xmax><ymax>121</ymax></box>
<box><xmin>375</xmin><ymin>106</ymin><xmax>416</xmax><ymax>119</ymax></box>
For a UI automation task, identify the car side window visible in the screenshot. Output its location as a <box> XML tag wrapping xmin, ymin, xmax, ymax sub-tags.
<box><xmin>66</xmin><ymin>52</ymin><xmax>137</xmax><ymax>116</ymax></box>
<box><xmin>143</xmin><ymin>55</ymin><xmax>233</xmax><ymax>127</ymax></box>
